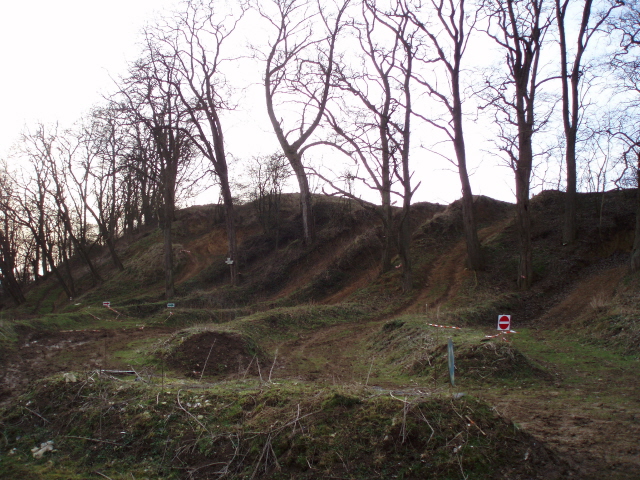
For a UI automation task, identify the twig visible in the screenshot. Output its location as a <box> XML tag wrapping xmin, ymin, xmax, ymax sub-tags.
<box><xmin>365</xmin><ymin>358</ymin><xmax>374</xmax><ymax>386</ymax></box>
<box><xmin>95</xmin><ymin>472</ymin><xmax>114</xmax><ymax>480</ymax></box>
<box><xmin>401</xmin><ymin>400</ymin><xmax>409</xmax><ymax>444</ymax></box>
<box><xmin>199</xmin><ymin>339</ymin><xmax>217</xmax><ymax>381</ymax></box>
<box><xmin>100</xmin><ymin>370</ymin><xmax>136</xmax><ymax>375</ymax></box>
<box><xmin>243</xmin><ymin>356</ymin><xmax>256</xmax><ymax>379</ymax></box>
<box><xmin>457</xmin><ymin>452</ymin><xmax>469</xmax><ymax>480</ymax></box>
<box><xmin>23</xmin><ymin>406</ymin><xmax>49</xmax><ymax>424</ymax></box>
<box><xmin>268</xmin><ymin>348</ymin><xmax>278</xmax><ymax>382</ymax></box>
<box><xmin>176</xmin><ymin>389</ymin><xmax>209</xmax><ymax>433</ymax></box>
<box><xmin>161</xmin><ymin>356</ymin><xmax>165</xmax><ymax>390</ymax></box>
<box><xmin>465</xmin><ymin>415</ymin><xmax>486</xmax><ymax>436</ymax></box>
<box><xmin>417</xmin><ymin>407</ymin><xmax>435</xmax><ymax>445</ymax></box>
<box><xmin>128</xmin><ymin>365</ymin><xmax>144</xmax><ymax>382</ymax></box>
<box><xmin>292</xmin><ymin>403</ymin><xmax>301</xmax><ymax>435</ymax></box>
<box><xmin>66</xmin><ymin>436</ymin><xmax>121</xmax><ymax>446</ymax></box>
<box><xmin>256</xmin><ymin>356</ymin><xmax>264</xmax><ymax>383</ymax></box>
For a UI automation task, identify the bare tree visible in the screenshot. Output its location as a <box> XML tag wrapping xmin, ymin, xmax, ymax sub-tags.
<box><xmin>607</xmin><ymin>0</ymin><xmax>640</xmax><ymax>270</ymax></box>
<box><xmin>118</xmin><ymin>51</ymin><xmax>195</xmax><ymax>299</ymax></box>
<box><xmin>408</xmin><ymin>0</ymin><xmax>484</xmax><ymax>270</ymax></box>
<box><xmin>18</xmin><ymin>125</ymin><xmax>103</xmax><ymax>287</ymax></box>
<box><xmin>481</xmin><ymin>0</ymin><xmax>552</xmax><ymax>289</ymax></box>
<box><xmin>258</xmin><ymin>0</ymin><xmax>349</xmax><ymax>244</ymax></box>
<box><xmin>319</xmin><ymin>0</ymin><xmax>419</xmax><ymax>291</ymax></box>
<box><xmin>149</xmin><ymin>0</ymin><xmax>245</xmax><ymax>285</ymax></box>
<box><xmin>46</xmin><ymin>136</ymin><xmax>103</xmax><ymax>286</ymax></box>
<box><xmin>10</xmin><ymin>147</ymin><xmax>76</xmax><ymax>298</ymax></box>
<box><xmin>556</xmin><ymin>0</ymin><xmax>621</xmax><ymax>244</ymax></box>
<box><xmin>247</xmin><ymin>152</ymin><xmax>292</xmax><ymax>247</ymax></box>
<box><xmin>0</xmin><ymin>167</ymin><xmax>26</xmax><ymax>305</ymax></box>
<box><xmin>71</xmin><ymin>110</ymin><xmax>126</xmax><ymax>271</ymax></box>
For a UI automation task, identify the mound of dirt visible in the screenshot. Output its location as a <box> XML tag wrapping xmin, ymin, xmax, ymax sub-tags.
<box><xmin>167</xmin><ymin>331</ymin><xmax>260</xmax><ymax>378</ymax></box>
<box><xmin>416</xmin><ymin>195</ymin><xmax>513</xmax><ymax>239</ymax></box>
<box><xmin>412</xmin><ymin>340</ymin><xmax>549</xmax><ymax>382</ymax></box>
<box><xmin>456</xmin><ymin>341</ymin><xmax>550</xmax><ymax>380</ymax></box>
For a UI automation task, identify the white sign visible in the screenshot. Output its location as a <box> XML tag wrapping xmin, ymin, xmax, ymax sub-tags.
<box><xmin>103</xmin><ymin>301</ymin><xmax>111</xmax><ymax>307</ymax></box>
<box><xmin>225</xmin><ymin>258</ymin><xmax>234</xmax><ymax>265</ymax></box>
<box><xmin>167</xmin><ymin>303</ymin><xmax>175</xmax><ymax>308</ymax></box>
<box><xmin>497</xmin><ymin>315</ymin><xmax>511</xmax><ymax>331</ymax></box>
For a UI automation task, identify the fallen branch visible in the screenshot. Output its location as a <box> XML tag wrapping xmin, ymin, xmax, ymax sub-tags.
<box><xmin>176</xmin><ymin>389</ymin><xmax>209</xmax><ymax>433</ymax></box>
<box><xmin>23</xmin><ymin>406</ymin><xmax>49</xmax><ymax>424</ymax></box>
<box><xmin>268</xmin><ymin>348</ymin><xmax>278</xmax><ymax>383</ymax></box>
<box><xmin>465</xmin><ymin>415</ymin><xmax>486</xmax><ymax>436</ymax></box>
<box><xmin>99</xmin><ymin>370</ymin><xmax>136</xmax><ymax>376</ymax></box>
<box><xmin>200</xmin><ymin>339</ymin><xmax>217</xmax><ymax>381</ymax></box>
<box><xmin>65</xmin><ymin>436</ymin><xmax>121</xmax><ymax>446</ymax></box>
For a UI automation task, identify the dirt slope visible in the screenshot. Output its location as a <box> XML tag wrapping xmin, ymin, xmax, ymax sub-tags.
<box><xmin>2</xmin><ymin>190</ymin><xmax>640</xmax><ymax>478</ymax></box>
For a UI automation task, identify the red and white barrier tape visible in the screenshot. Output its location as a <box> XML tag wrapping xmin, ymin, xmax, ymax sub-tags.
<box><xmin>427</xmin><ymin>323</ymin><xmax>462</xmax><ymax>330</ymax></box>
<box><xmin>484</xmin><ymin>330</ymin><xmax>518</xmax><ymax>339</ymax></box>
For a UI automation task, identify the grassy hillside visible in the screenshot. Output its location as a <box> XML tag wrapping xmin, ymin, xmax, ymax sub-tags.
<box><xmin>0</xmin><ymin>190</ymin><xmax>639</xmax><ymax>479</ymax></box>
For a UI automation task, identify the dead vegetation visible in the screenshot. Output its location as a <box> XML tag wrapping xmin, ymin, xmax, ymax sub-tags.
<box><xmin>1</xmin><ymin>191</ymin><xmax>640</xmax><ymax>478</ymax></box>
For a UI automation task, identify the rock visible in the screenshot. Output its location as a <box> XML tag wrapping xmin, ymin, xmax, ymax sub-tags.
<box><xmin>31</xmin><ymin>440</ymin><xmax>55</xmax><ymax>459</ymax></box>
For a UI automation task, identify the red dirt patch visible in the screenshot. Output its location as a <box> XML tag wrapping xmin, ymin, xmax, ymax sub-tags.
<box><xmin>537</xmin><ymin>265</ymin><xmax>626</xmax><ymax>327</ymax></box>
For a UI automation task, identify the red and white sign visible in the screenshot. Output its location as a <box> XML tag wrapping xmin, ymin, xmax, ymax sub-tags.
<box><xmin>103</xmin><ymin>301</ymin><xmax>111</xmax><ymax>307</ymax></box>
<box><xmin>497</xmin><ymin>315</ymin><xmax>511</xmax><ymax>331</ymax></box>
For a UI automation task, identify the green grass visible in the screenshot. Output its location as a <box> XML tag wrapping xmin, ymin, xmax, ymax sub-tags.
<box><xmin>0</xmin><ymin>376</ymin><xmax>549</xmax><ymax>480</ymax></box>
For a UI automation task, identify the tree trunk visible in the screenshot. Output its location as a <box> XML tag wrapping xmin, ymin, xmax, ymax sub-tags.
<box><xmin>630</xmin><ymin>158</ymin><xmax>640</xmax><ymax>272</ymax></box>
<box><xmin>289</xmin><ymin>154</ymin><xmax>315</xmax><ymax>244</ymax></box>
<box><xmin>515</xmin><ymin>142</ymin><xmax>533</xmax><ymax>290</ymax></box>
<box><xmin>219</xmin><ymin>170</ymin><xmax>238</xmax><ymax>286</ymax></box>
<box><xmin>0</xmin><ymin>231</ymin><xmax>26</xmax><ymax>305</ymax></box>
<box><xmin>563</xmin><ymin>136</ymin><xmax>578</xmax><ymax>244</ymax></box>
<box><xmin>460</xmin><ymin>188</ymin><xmax>483</xmax><ymax>269</ymax></box>
<box><xmin>64</xmin><ymin>219</ymin><xmax>102</xmax><ymax>286</ymax></box>
<box><xmin>163</xmin><ymin>223</ymin><xmax>174</xmax><ymax>300</ymax></box>
<box><xmin>452</xmin><ymin>58</ymin><xmax>483</xmax><ymax>271</ymax></box>
<box><xmin>105</xmin><ymin>236</ymin><xmax>124</xmax><ymax>271</ymax></box>
<box><xmin>398</xmin><ymin>206</ymin><xmax>412</xmax><ymax>292</ymax></box>
<box><xmin>46</xmin><ymin>242</ymin><xmax>74</xmax><ymax>298</ymax></box>
<box><xmin>453</xmin><ymin>93</ymin><xmax>483</xmax><ymax>270</ymax></box>
<box><xmin>163</xmin><ymin>187</ymin><xmax>175</xmax><ymax>299</ymax></box>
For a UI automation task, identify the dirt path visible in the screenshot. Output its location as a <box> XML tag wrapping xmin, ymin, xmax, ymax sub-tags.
<box><xmin>268</xmin><ymin>318</ymin><xmax>386</xmax><ymax>384</ymax></box>
<box><xmin>2</xmin><ymin>317</ymin><xmax>638</xmax><ymax>478</ymax></box>
<box><xmin>476</xmin><ymin>333</ymin><xmax>640</xmax><ymax>479</ymax></box>
<box><xmin>0</xmin><ymin>327</ymin><xmax>173</xmax><ymax>406</ymax></box>
<box><xmin>407</xmin><ymin>219</ymin><xmax>513</xmax><ymax>313</ymax></box>
<box><xmin>270</xmin><ymin>313</ymin><xmax>640</xmax><ymax>478</ymax></box>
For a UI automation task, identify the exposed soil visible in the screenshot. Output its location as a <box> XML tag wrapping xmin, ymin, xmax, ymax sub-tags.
<box><xmin>477</xmin><ymin>334</ymin><xmax>640</xmax><ymax>480</ymax></box>
<box><xmin>3</xmin><ymin>315</ymin><xmax>637</xmax><ymax>478</ymax></box>
<box><xmin>2</xmin><ymin>191</ymin><xmax>639</xmax><ymax>478</ymax></box>
<box><xmin>167</xmin><ymin>330</ymin><xmax>259</xmax><ymax>378</ymax></box>
<box><xmin>0</xmin><ymin>326</ymin><xmax>173</xmax><ymax>406</ymax></box>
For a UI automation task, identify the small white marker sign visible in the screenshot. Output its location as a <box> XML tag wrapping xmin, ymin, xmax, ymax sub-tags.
<box><xmin>167</xmin><ymin>303</ymin><xmax>175</xmax><ymax>308</ymax></box>
<box><xmin>103</xmin><ymin>301</ymin><xmax>111</xmax><ymax>307</ymax></box>
<box><xmin>225</xmin><ymin>258</ymin><xmax>234</xmax><ymax>265</ymax></box>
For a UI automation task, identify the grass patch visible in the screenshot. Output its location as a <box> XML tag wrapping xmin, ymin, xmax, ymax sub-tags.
<box><xmin>0</xmin><ymin>377</ymin><xmax>557</xmax><ymax>479</ymax></box>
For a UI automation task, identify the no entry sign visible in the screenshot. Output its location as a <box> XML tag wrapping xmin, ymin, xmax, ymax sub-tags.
<box><xmin>497</xmin><ymin>315</ymin><xmax>511</xmax><ymax>331</ymax></box>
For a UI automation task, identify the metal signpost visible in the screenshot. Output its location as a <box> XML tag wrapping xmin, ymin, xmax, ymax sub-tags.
<box><xmin>447</xmin><ymin>338</ymin><xmax>455</xmax><ymax>387</ymax></box>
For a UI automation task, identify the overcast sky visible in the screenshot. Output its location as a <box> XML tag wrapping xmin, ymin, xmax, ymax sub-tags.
<box><xmin>0</xmin><ymin>0</ymin><xmax>179</xmax><ymax>150</ymax></box>
<box><xmin>0</xmin><ymin>0</ymin><xmax>517</xmax><ymax>206</ymax></box>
